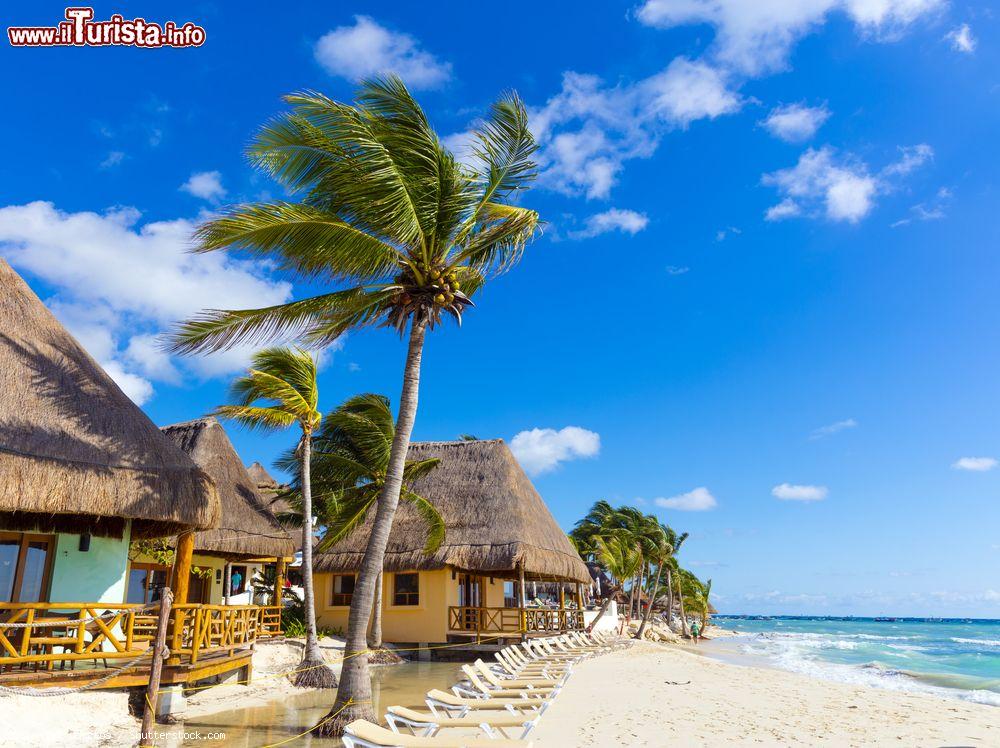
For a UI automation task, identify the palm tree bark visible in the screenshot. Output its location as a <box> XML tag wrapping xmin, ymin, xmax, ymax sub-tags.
<box><xmin>676</xmin><ymin>575</ymin><xmax>689</xmax><ymax>638</ymax></box>
<box><xmin>368</xmin><ymin>571</ymin><xmax>383</xmax><ymax>648</ymax></box>
<box><xmin>636</xmin><ymin>563</ymin><xmax>663</xmax><ymax>639</ymax></box>
<box><xmin>585</xmin><ymin>584</ymin><xmax>620</xmax><ymax>633</ymax></box>
<box><xmin>665</xmin><ymin>568</ymin><xmax>675</xmax><ymax>630</ymax></box>
<box><xmin>295</xmin><ymin>431</ymin><xmax>337</xmax><ymax>688</ymax></box>
<box><xmin>318</xmin><ymin>318</ymin><xmax>427</xmax><ymax>734</ymax></box>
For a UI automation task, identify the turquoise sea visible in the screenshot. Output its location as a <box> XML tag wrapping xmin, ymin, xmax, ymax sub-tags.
<box><xmin>708</xmin><ymin>616</ymin><xmax>1000</xmax><ymax>706</ymax></box>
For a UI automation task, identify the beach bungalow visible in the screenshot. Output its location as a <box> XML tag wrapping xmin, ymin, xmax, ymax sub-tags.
<box><xmin>0</xmin><ymin>259</ymin><xmax>219</xmax><ymax>610</ymax></box>
<box><xmin>0</xmin><ymin>260</ymin><xmax>276</xmax><ymax>690</ymax></box>
<box><xmin>135</xmin><ymin>418</ymin><xmax>296</xmax><ymax>624</ymax></box>
<box><xmin>313</xmin><ymin>439</ymin><xmax>591</xmax><ymax>646</ymax></box>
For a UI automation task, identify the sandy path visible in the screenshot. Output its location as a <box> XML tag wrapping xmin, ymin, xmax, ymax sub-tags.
<box><xmin>531</xmin><ymin>641</ymin><xmax>997</xmax><ymax>747</ymax></box>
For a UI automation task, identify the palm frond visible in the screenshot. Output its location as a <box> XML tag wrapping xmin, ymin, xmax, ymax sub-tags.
<box><xmin>213</xmin><ymin>404</ymin><xmax>297</xmax><ymax>432</ymax></box>
<box><xmin>195</xmin><ymin>201</ymin><xmax>402</xmax><ymax>282</ymax></box>
<box><xmin>401</xmin><ymin>488</ymin><xmax>446</xmax><ymax>554</ymax></box>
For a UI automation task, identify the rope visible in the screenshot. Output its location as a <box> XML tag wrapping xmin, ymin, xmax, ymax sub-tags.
<box><xmin>0</xmin><ymin>648</ymin><xmax>157</xmax><ymax>697</ymax></box>
<box><xmin>0</xmin><ymin>601</ymin><xmax>161</xmax><ymax>629</ymax></box>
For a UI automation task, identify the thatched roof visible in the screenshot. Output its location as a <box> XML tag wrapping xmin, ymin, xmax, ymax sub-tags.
<box><xmin>162</xmin><ymin>418</ymin><xmax>295</xmax><ymax>560</ymax></box>
<box><xmin>248</xmin><ymin>461</ymin><xmax>293</xmax><ymax>517</ymax></box>
<box><xmin>314</xmin><ymin>439</ymin><xmax>590</xmax><ymax>584</ymax></box>
<box><xmin>0</xmin><ymin>260</ymin><xmax>219</xmax><ymax>538</ymax></box>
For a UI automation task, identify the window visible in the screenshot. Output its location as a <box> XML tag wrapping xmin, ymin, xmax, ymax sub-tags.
<box><xmin>0</xmin><ymin>533</ymin><xmax>55</xmax><ymax>603</ymax></box>
<box><xmin>126</xmin><ymin>563</ymin><xmax>170</xmax><ymax>604</ymax></box>
<box><xmin>393</xmin><ymin>572</ymin><xmax>419</xmax><ymax>606</ymax></box>
<box><xmin>331</xmin><ymin>574</ymin><xmax>355</xmax><ymax>606</ymax></box>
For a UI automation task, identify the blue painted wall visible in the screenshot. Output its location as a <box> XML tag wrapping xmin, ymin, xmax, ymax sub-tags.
<box><xmin>48</xmin><ymin>522</ymin><xmax>131</xmax><ymax>603</ymax></box>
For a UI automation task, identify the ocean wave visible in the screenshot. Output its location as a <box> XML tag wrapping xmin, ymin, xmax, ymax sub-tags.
<box><xmin>734</xmin><ymin>633</ymin><xmax>1000</xmax><ymax>707</ymax></box>
<box><xmin>951</xmin><ymin>637</ymin><xmax>1000</xmax><ymax>647</ymax></box>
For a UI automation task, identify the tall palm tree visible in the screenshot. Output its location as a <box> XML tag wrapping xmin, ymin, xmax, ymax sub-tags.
<box><xmin>214</xmin><ymin>347</ymin><xmax>336</xmax><ymax>688</ymax></box>
<box><xmin>277</xmin><ymin>393</ymin><xmax>445</xmax><ymax>649</ymax></box>
<box><xmin>170</xmin><ymin>77</ymin><xmax>539</xmax><ymax>731</ymax></box>
<box><xmin>635</xmin><ymin>522</ymin><xmax>671</xmax><ymax>639</ymax></box>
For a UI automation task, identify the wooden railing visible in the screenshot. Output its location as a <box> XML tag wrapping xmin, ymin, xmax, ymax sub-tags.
<box><xmin>0</xmin><ymin>601</ymin><xmax>282</xmax><ymax>671</ymax></box>
<box><xmin>448</xmin><ymin>606</ymin><xmax>584</xmax><ymax>634</ymax></box>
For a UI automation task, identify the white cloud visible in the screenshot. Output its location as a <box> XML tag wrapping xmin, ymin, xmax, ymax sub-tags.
<box><xmin>100</xmin><ymin>151</ymin><xmax>126</xmax><ymax>169</ymax></box>
<box><xmin>654</xmin><ymin>486</ymin><xmax>718</xmax><ymax>511</ymax></box>
<box><xmin>772</xmin><ymin>483</ymin><xmax>829</xmax><ymax>501</ymax></box>
<box><xmin>952</xmin><ymin>457</ymin><xmax>997</xmax><ymax>472</ymax></box>
<box><xmin>510</xmin><ymin>426</ymin><xmax>600</xmax><ymax>475</ymax></box>
<box><xmin>180</xmin><ymin>171</ymin><xmax>226</xmax><ymax>202</ymax></box>
<box><xmin>880</xmin><ymin>144</ymin><xmax>934</xmax><ymax>178</ymax></box>
<box><xmin>809</xmin><ymin>418</ymin><xmax>857</xmax><ymax>439</ymax></box>
<box><xmin>0</xmin><ymin>201</ymin><xmax>293</xmax><ymax>403</ymax></box>
<box><xmin>765</xmin><ymin>198</ymin><xmax>802</xmax><ymax>221</ymax></box>
<box><xmin>945</xmin><ymin>23</ymin><xmax>976</xmax><ymax>53</ymax></box>
<box><xmin>763</xmin><ymin>145</ymin><xmax>932</xmax><ymax>223</ymax></box>
<box><xmin>666</xmin><ymin>265</ymin><xmax>690</xmax><ymax>275</ymax></box>
<box><xmin>314</xmin><ymin>16</ymin><xmax>451</xmax><ymax>89</ymax></box>
<box><xmin>761</xmin><ymin>103</ymin><xmax>831</xmax><ymax>142</ymax></box>
<box><xmin>568</xmin><ymin>208</ymin><xmax>649</xmax><ymax>239</ymax></box>
<box><xmin>635</xmin><ymin>0</ymin><xmax>945</xmax><ymax>76</ymax></box>
<box><xmin>530</xmin><ymin>59</ymin><xmax>741</xmax><ymax>199</ymax></box>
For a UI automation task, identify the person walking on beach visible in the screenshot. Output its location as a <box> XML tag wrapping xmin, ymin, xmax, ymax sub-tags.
<box><xmin>690</xmin><ymin>619</ymin><xmax>701</xmax><ymax>643</ymax></box>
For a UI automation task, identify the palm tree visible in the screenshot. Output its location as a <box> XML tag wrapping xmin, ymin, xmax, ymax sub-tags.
<box><xmin>277</xmin><ymin>393</ymin><xmax>445</xmax><ymax>649</ymax></box>
<box><xmin>587</xmin><ymin>529</ymin><xmax>641</xmax><ymax>631</ymax></box>
<box><xmin>215</xmin><ymin>347</ymin><xmax>336</xmax><ymax>688</ymax></box>
<box><xmin>170</xmin><ymin>77</ymin><xmax>539</xmax><ymax>731</ymax></box>
<box><xmin>635</xmin><ymin>523</ymin><xmax>671</xmax><ymax>639</ymax></box>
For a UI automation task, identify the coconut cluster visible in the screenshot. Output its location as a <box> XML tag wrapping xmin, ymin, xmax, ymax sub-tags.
<box><xmin>385</xmin><ymin>265</ymin><xmax>473</xmax><ymax>332</ymax></box>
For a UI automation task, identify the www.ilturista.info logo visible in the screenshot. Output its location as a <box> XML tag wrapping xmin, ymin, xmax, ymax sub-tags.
<box><xmin>8</xmin><ymin>7</ymin><xmax>206</xmax><ymax>48</ymax></box>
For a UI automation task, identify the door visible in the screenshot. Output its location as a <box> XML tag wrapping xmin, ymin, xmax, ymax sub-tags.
<box><xmin>457</xmin><ymin>574</ymin><xmax>483</xmax><ymax>630</ymax></box>
<box><xmin>0</xmin><ymin>533</ymin><xmax>55</xmax><ymax>603</ymax></box>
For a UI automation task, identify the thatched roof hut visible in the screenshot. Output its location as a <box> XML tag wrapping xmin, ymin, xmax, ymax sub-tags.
<box><xmin>0</xmin><ymin>260</ymin><xmax>219</xmax><ymax>538</ymax></box>
<box><xmin>248</xmin><ymin>461</ymin><xmax>292</xmax><ymax>516</ymax></box>
<box><xmin>162</xmin><ymin>418</ymin><xmax>295</xmax><ymax>560</ymax></box>
<box><xmin>314</xmin><ymin>439</ymin><xmax>590</xmax><ymax>584</ymax></box>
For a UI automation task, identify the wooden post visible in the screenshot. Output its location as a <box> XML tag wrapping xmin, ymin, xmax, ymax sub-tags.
<box><xmin>168</xmin><ymin>531</ymin><xmax>194</xmax><ymax>665</ymax></box>
<box><xmin>273</xmin><ymin>558</ymin><xmax>286</xmax><ymax>607</ymax></box>
<box><xmin>171</xmin><ymin>531</ymin><xmax>195</xmax><ymax>605</ymax></box>
<box><xmin>575</xmin><ymin>582</ymin><xmax>584</xmax><ymax>629</ymax></box>
<box><xmin>139</xmin><ymin>587</ymin><xmax>173</xmax><ymax>747</ymax></box>
<box><xmin>223</xmin><ymin>562</ymin><xmax>231</xmax><ymax>606</ymax></box>
<box><xmin>517</xmin><ymin>563</ymin><xmax>527</xmax><ymax>641</ymax></box>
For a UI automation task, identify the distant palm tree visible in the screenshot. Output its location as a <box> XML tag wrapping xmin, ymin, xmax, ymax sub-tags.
<box><xmin>214</xmin><ymin>347</ymin><xmax>336</xmax><ymax>688</ymax></box>
<box><xmin>171</xmin><ymin>77</ymin><xmax>539</xmax><ymax>731</ymax></box>
<box><xmin>277</xmin><ymin>393</ymin><xmax>445</xmax><ymax>648</ymax></box>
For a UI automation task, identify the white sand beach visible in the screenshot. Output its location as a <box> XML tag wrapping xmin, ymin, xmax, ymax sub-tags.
<box><xmin>533</xmin><ymin>640</ymin><xmax>997</xmax><ymax>746</ymax></box>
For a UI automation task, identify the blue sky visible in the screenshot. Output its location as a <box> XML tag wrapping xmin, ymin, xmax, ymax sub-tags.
<box><xmin>2</xmin><ymin>2</ymin><xmax>998</xmax><ymax>617</ymax></box>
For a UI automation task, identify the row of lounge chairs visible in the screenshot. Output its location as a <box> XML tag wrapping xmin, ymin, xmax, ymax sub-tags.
<box><xmin>342</xmin><ymin>629</ymin><xmax>630</xmax><ymax>748</ymax></box>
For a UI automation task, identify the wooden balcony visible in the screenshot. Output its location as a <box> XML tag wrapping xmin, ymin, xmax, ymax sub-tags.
<box><xmin>0</xmin><ymin>601</ymin><xmax>283</xmax><ymax>689</ymax></box>
<box><xmin>447</xmin><ymin>605</ymin><xmax>584</xmax><ymax>637</ymax></box>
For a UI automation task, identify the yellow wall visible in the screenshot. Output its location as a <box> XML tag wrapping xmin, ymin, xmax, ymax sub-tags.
<box><xmin>315</xmin><ymin>567</ymin><xmax>514</xmax><ymax>643</ymax></box>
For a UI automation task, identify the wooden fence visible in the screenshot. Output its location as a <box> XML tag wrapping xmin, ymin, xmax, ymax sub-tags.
<box><xmin>448</xmin><ymin>605</ymin><xmax>584</xmax><ymax>635</ymax></box>
<box><xmin>0</xmin><ymin>601</ymin><xmax>283</xmax><ymax>672</ymax></box>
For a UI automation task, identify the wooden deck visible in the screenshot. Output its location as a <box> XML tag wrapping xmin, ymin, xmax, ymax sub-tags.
<box><xmin>447</xmin><ymin>605</ymin><xmax>584</xmax><ymax>636</ymax></box>
<box><xmin>0</xmin><ymin>601</ymin><xmax>282</xmax><ymax>689</ymax></box>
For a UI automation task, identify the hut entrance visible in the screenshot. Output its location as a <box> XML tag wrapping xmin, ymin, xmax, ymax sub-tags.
<box><xmin>456</xmin><ymin>574</ymin><xmax>482</xmax><ymax>630</ymax></box>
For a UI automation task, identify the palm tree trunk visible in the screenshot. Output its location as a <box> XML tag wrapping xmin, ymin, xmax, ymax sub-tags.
<box><xmin>676</xmin><ymin>575</ymin><xmax>689</xmax><ymax>638</ymax></box>
<box><xmin>368</xmin><ymin>571</ymin><xmax>383</xmax><ymax>649</ymax></box>
<box><xmin>585</xmin><ymin>584</ymin><xmax>620</xmax><ymax>633</ymax></box>
<box><xmin>636</xmin><ymin>563</ymin><xmax>663</xmax><ymax>639</ymax></box>
<box><xmin>318</xmin><ymin>318</ymin><xmax>427</xmax><ymax>735</ymax></box>
<box><xmin>665</xmin><ymin>568</ymin><xmax>674</xmax><ymax>630</ymax></box>
<box><xmin>295</xmin><ymin>431</ymin><xmax>337</xmax><ymax>688</ymax></box>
